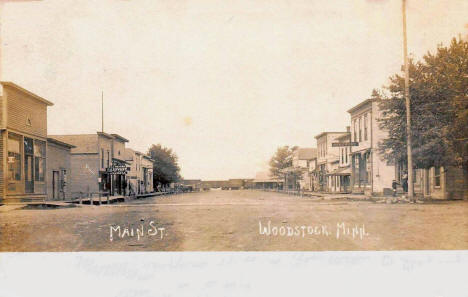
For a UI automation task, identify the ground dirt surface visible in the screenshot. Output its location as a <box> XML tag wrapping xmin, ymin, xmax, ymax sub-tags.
<box><xmin>1</xmin><ymin>190</ymin><xmax>467</xmax><ymax>251</ymax></box>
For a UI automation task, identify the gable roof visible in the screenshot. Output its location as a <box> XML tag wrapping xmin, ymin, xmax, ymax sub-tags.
<box><xmin>296</xmin><ymin>148</ymin><xmax>317</xmax><ymax>160</ymax></box>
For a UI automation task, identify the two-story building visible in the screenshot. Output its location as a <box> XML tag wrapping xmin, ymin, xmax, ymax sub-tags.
<box><xmin>124</xmin><ymin>148</ymin><xmax>142</xmax><ymax>195</ymax></box>
<box><xmin>124</xmin><ymin>148</ymin><xmax>154</xmax><ymax>195</ymax></box>
<box><xmin>291</xmin><ymin>147</ymin><xmax>317</xmax><ymax>191</ymax></box>
<box><xmin>347</xmin><ymin>98</ymin><xmax>395</xmax><ymax>196</ymax></box>
<box><xmin>326</xmin><ymin>128</ymin><xmax>352</xmax><ymax>193</ymax></box>
<box><xmin>314</xmin><ymin>131</ymin><xmax>348</xmax><ymax>192</ymax></box>
<box><xmin>0</xmin><ymin>82</ymin><xmax>53</xmax><ymax>203</ymax></box>
<box><xmin>141</xmin><ymin>155</ymin><xmax>154</xmax><ymax>193</ymax></box>
<box><xmin>50</xmin><ymin>132</ymin><xmax>130</xmax><ymax>198</ymax></box>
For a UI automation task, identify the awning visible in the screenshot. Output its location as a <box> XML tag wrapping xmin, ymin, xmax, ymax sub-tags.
<box><xmin>326</xmin><ymin>166</ymin><xmax>351</xmax><ymax>176</ymax></box>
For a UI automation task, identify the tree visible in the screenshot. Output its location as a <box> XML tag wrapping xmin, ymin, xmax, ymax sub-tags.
<box><xmin>147</xmin><ymin>144</ymin><xmax>181</xmax><ymax>186</ymax></box>
<box><xmin>269</xmin><ymin>146</ymin><xmax>303</xmax><ymax>181</ymax></box>
<box><xmin>378</xmin><ymin>37</ymin><xmax>468</xmax><ymax>170</ymax></box>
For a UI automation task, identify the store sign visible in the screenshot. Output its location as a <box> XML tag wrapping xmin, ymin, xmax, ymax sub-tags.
<box><xmin>106</xmin><ymin>165</ymin><xmax>127</xmax><ymax>175</ymax></box>
<box><xmin>332</xmin><ymin>142</ymin><xmax>359</xmax><ymax>147</ymax></box>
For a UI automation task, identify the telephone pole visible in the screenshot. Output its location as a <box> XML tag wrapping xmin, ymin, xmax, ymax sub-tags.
<box><xmin>101</xmin><ymin>90</ymin><xmax>104</xmax><ymax>132</ymax></box>
<box><xmin>402</xmin><ymin>0</ymin><xmax>414</xmax><ymax>201</ymax></box>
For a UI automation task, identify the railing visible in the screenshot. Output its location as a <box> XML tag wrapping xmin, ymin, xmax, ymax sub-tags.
<box><xmin>71</xmin><ymin>191</ymin><xmax>111</xmax><ymax>205</ymax></box>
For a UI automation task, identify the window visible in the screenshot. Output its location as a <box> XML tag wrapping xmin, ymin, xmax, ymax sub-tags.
<box><xmin>101</xmin><ymin>148</ymin><xmax>104</xmax><ymax>168</ymax></box>
<box><xmin>353</xmin><ymin>120</ymin><xmax>357</xmax><ymax>142</ymax></box>
<box><xmin>24</xmin><ymin>137</ymin><xmax>34</xmax><ymax>183</ymax></box>
<box><xmin>34</xmin><ymin>140</ymin><xmax>46</xmax><ymax>182</ymax></box>
<box><xmin>341</xmin><ymin>148</ymin><xmax>344</xmax><ymax>163</ymax></box>
<box><xmin>107</xmin><ymin>150</ymin><xmax>110</xmax><ymax>168</ymax></box>
<box><xmin>358</xmin><ymin>117</ymin><xmax>362</xmax><ymax>142</ymax></box>
<box><xmin>364</xmin><ymin>113</ymin><xmax>368</xmax><ymax>141</ymax></box>
<box><xmin>434</xmin><ymin>167</ymin><xmax>441</xmax><ymax>187</ymax></box>
<box><xmin>7</xmin><ymin>133</ymin><xmax>22</xmax><ymax>181</ymax></box>
<box><xmin>345</xmin><ymin>147</ymin><xmax>348</xmax><ymax>164</ymax></box>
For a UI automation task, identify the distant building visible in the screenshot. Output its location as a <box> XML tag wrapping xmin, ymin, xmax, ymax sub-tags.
<box><xmin>141</xmin><ymin>155</ymin><xmax>154</xmax><ymax>193</ymax></box>
<box><xmin>326</xmin><ymin>128</ymin><xmax>352</xmax><ymax>193</ymax></box>
<box><xmin>347</xmin><ymin>98</ymin><xmax>395</xmax><ymax>195</ymax></box>
<box><xmin>50</xmin><ymin>132</ymin><xmax>130</xmax><ymax>197</ymax></box>
<box><xmin>315</xmin><ymin>131</ymin><xmax>348</xmax><ymax>192</ymax></box>
<box><xmin>0</xmin><ymin>82</ymin><xmax>53</xmax><ymax>203</ymax></box>
<box><xmin>292</xmin><ymin>147</ymin><xmax>317</xmax><ymax>191</ymax></box>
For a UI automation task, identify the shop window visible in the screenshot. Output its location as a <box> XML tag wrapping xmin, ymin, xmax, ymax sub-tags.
<box><xmin>34</xmin><ymin>140</ymin><xmax>46</xmax><ymax>182</ymax></box>
<box><xmin>101</xmin><ymin>148</ymin><xmax>104</xmax><ymax>168</ymax></box>
<box><xmin>364</xmin><ymin>113</ymin><xmax>368</xmax><ymax>141</ymax></box>
<box><xmin>353</xmin><ymin>120</ymin><xmax>357</xmax><ymax>142</ymax></box>
<box><xmin>7</xmin><ymin>133</ymin><xmax>22</xmax><ymax>181</ymax></box>
<box><xmin>434</xmin><ymin>167</ymin><xmax>441</xmax><ymax>187</ymax></box>
<box><xmin>358</xmin><ymin>117</ymin><xmax>362</xmax><ymax>142</ymax></box>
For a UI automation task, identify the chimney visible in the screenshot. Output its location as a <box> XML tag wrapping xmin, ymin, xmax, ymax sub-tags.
<box><xmin>346</xmin><ymin>126</ymin><xmax>350</xmax><ymax>132</ymax></box>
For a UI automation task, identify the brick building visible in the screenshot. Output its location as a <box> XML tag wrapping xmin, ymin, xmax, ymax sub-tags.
<box><xmin>0</xmin><ymin>82</ymin><xmax>53</xmax><ymax>203</ymax></box>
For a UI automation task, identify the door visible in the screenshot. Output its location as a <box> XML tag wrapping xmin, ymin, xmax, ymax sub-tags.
<box><xmin>52</xmin><ymin>171</ymin><xmax>59</xmax><ymax>200</ymax></box>
<box><xmin>24</xmin><ymin>155</ymin><xmax>34</xmax><ymax>193</ymax></box>
<box><xmin>24</xmin><ymin>137</ymin><xmax>34</xmax><ymax>193</ymax></box>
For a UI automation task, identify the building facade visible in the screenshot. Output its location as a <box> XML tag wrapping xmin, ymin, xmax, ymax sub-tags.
<box><xmin>292</xmin><ymin>147</ymin><xmax>317</xmax><ymax>191</ymax></box>
<box><xmin>125</xmin><ymin>148</ymin><xmax>154</xmax><ymax>195</ymax></box>
<box><xmin>327</xmin><ymin>130</ymin><xmax>352</xmax><ymax>193</ymax></box>
<box><xmin>46</xmin><ymin>138</ymin><xmax>75</xmax><ymax>200</ymax></box>
<box><xmin>347</xmin><ymin>99</ymin><xmax>395</xmax><ymax>196</ymax></box>
<box><xmin>50</xmin><ymin>132</ymin><xmax>129</xmax><ymax>198</ymax></box>
<box><xmin>141</xmin><ymin>155</ymin><xmax>154</xmax><ymax>193</ymax></box>
<box><xmin>315</xmin><ymin>131</ymin><xmax>348</xmax><ymax>192</ymax></box>
<box><xmin>0</xmin><ymin>82</ymin><xmax>53</xmax><ymax>203</ymax></box>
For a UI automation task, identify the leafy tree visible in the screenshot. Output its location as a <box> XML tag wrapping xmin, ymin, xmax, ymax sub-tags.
<box><xmin>147</xmin><ymin>144</ymin><xmax>181</xmax><ymax>186</ymax></box>
<box><xmin>269</xmin><ymin>146</ymin><xmax>303</xmax><ymax>181</ymax></box>
<box><xmin>378</xmin><ymin>37</ymin><xmax>468</xmax><ymax>170</ymax></box>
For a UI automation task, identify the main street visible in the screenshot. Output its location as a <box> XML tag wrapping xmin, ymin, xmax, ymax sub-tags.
<box><xmin>0</xmin><ymin>190</ymin><xmax>467</xmax><ymax>251</ymax></box>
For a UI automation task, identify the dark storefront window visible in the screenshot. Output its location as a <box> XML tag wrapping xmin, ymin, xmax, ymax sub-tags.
<box><xmin>24</xmin><ymin>137</ymin><xmax>34</xmax><ymax>193</ymax></box>
<box><xmin>34</xmin><ymin>140</ymin><xmax>46</xmax><ymax>182</ymax></box>
<box><xmin>7</xmin><ymin>133</ymin><xmax>22</xmax><ymax>181</ymax></box>
<box><xmin>434</xmin><ymin>167</ymin><xmax>441</xmax><ymax>187</ymax></box>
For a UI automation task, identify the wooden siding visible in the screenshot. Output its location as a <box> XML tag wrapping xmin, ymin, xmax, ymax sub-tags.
<box><xmin>5</xmin><ymin>86</ymin><xmax>47</xmax><ymax>138</ymax></box>
<box><xmin>0</xmin><ymin>131</ymin><xmax>4</xmax><ymax>201</ymax></box>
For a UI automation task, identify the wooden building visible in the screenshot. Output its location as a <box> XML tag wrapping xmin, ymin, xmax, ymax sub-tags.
<box><xmin>0</xmin><ymin>82</ymin><xmax>53</xmax><ymax>204</ymax></box>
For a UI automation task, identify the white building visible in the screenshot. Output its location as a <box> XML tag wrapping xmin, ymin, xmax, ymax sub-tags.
<box><xmin>347</xmin><ymin>98</ymin><xmax>395</xmax><ymax>195</ymax></box>
<box><xmin>315</xmin><ymin>131</ymin><xmax>348</xmax><ymax>192</ymax></box>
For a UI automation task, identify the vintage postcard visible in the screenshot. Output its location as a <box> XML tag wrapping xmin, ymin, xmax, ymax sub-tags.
<box><xmin>0</xmin><ymin>0</ymin><xmax>467</xmax><ymax>256</ymax></box>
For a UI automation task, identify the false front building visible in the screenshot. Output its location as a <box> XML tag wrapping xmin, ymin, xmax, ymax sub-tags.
<box><xmin>50</xmin><ymin>132</ymin><xmax>130</xmax><ymax>198</ymax></box>
<box><xmin>0</xmin><ymin>82</ymin><xmax>53</xmax><ymax>203</ymax></box>
<box><xmin>347</xmin><ymin>98</ymin><xmax>395</xmax><ymax>196</ymax></box>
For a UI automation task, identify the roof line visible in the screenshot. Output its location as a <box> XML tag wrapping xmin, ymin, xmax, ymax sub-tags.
<box><xmin>1</xmin><ymin>81</ymin><xmax>54</xmax><ymax>106</ymax></box>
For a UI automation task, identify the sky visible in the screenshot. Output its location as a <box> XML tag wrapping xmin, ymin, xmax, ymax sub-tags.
<box><xmin>1</xmin><ymin>0</ymin><xmax>467</xmax><ymax>180</ymax></box>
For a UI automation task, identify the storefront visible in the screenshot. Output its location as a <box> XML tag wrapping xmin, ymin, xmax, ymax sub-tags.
<box><xmin>1</xmin><ymin>82</ymin><xmax>53</xmax><ymax>204</ymax></box>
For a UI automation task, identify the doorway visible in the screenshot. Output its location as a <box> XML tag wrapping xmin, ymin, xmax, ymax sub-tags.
<box><xmin>52</xmin><ymin>171</ymin><xmax>59</xmax><ymax>200</ymax></box>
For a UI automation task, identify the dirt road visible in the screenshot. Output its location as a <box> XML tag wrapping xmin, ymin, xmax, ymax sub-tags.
<box><xmin>1</xmin><ymin>190</ymin><xmax>467</xmax><ymax>251</ymax></box>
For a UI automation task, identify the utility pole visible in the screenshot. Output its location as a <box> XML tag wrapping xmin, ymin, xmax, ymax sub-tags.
<box><xmin>402</xmin><ymin>0</ymin><xmax>414</xmax><ymax>201</ymax></box>
<box><xmin>101</xmin><ymin>90</ymin><xmax>104</xmax><ymax>132</ymax></box>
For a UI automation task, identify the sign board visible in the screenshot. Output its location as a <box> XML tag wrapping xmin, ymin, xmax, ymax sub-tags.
<box><xmin>331</xmin><ymin>142</ymin><xmax>359</xmax><ymax>147</ymax></box>
<box><xmin>106</xmin><ymin>165</ymin><xmax>127</xmax><ymax>175</ymax></box>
